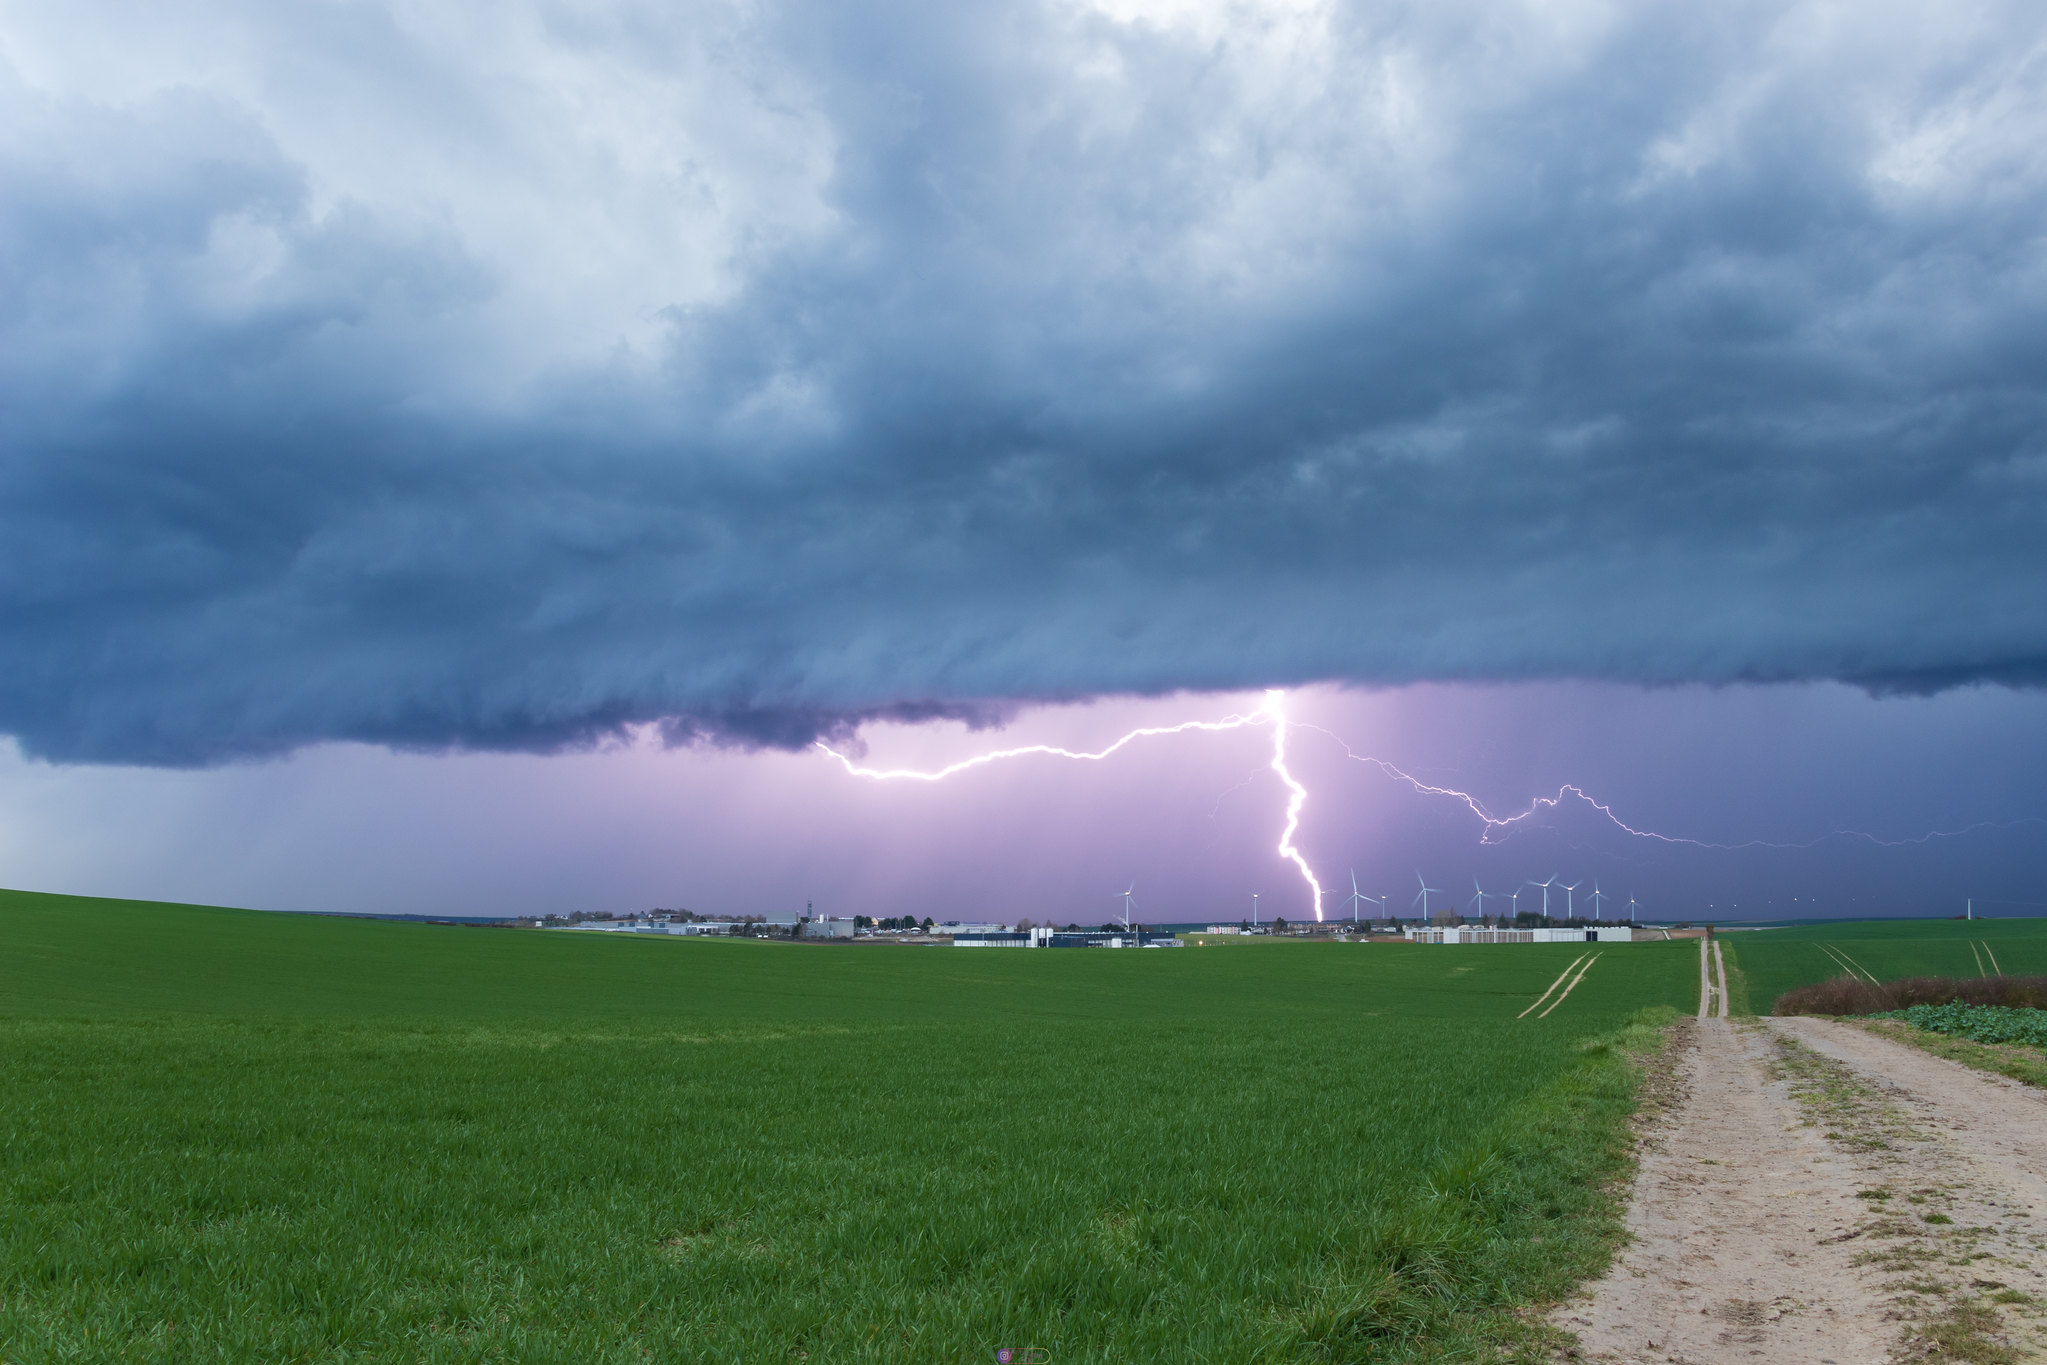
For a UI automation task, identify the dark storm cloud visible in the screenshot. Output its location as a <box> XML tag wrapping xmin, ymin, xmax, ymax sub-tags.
<box><xmin>4</xmin><ymin>0</ymin><xmax>2047</xmax><ymax>763</ymax></box>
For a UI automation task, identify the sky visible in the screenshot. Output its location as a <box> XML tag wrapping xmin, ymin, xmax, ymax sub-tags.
<box><xmin>3</xmin><ymin>0</ymin><xmax>2045</xmax><ymax>922</ymax></box>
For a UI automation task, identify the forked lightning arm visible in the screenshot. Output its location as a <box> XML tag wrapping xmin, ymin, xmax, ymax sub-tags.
<box><xmin>819</xmin><ymin>695</ymin><xmax>2038</xmax><ymax>922</ymax></box>
<box><xmin>819</xmin><ymin>691</ymin><xmax>1326</xmax><ymax>920</ymax></box>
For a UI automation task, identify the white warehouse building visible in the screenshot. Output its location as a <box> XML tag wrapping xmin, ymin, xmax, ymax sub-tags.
<box><xmin>1405</xmin><ymin>926</ymin><xmax>1637</xmax><ymax>945</ymax></box>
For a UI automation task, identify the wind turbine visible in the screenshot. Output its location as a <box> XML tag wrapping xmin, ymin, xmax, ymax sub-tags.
<box><xmin>1626</xmin><ymin>896</ymin><xmax>1639</xmax><ymax>922</ymax></box>
<box><xmin>1588</xmin><ymin>880</ymin><xmax>1607</xmax><ymax>921</ymax></box>
<box><xmin>1467</xmin><ymin>876</ymin><xmax>1491</xmax><ymax>921</ymax></box>
<box><xmin>1414</xmin><ymin>871</ymin><xmax>1443</xmax><ymax>922</ymax></box>
<box><xmin>1562</xmin><ymin>880</ymin><xmax>1582</xmax><ymax>921</ymax></box>
<box><xmin>1527</xmin><ymin>876</ymin><xmax>1557</xmax><ymax>924</ymax></box>
<box><xmin>1251</xmin><ymin>892</ymin><xmax>1260</xmax><ymax>927</ymax></box>
<box><xmin>1347</xmin><ymin>870</ymin><xmax>1370</xmax><ymax>923</ymax></box>
<box><xmin>1121</xmin><ymin>883</ymin><xmax>1136</xmax><ymax>938</ymax></box>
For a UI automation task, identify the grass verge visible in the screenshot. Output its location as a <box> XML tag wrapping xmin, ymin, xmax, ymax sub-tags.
<box><xmin>1288</xmin><ymin>1007</ymin><xmax>1681</xmax><ymax>1364</ymax></box>
<box><xmin>1718</xmin><ymin>940</ymin><xmax>1754</xmax><ymax>1018</ymax></box>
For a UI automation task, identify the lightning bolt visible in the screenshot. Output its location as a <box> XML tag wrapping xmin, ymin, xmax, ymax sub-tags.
<box><xmin>1303</xmin><ymin>728</ymin><xmax>2045</xmax><ymax>851</ymax></box>
<box><xmin>818</xmin><ymin>691</ymin><xmax>1327</xmax><ymax>920</ymax></box>
<box><xmin>1264</xmin><ymin>690</ymin><xmax>1325</xmax><ymax>920</ymax></box>
<box><xmin>819</xmin><ymin>695</ymin><xmax>2041</xmax><ymax>924</ymax></box>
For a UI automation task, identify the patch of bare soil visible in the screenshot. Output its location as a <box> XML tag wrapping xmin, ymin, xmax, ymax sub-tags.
<box><xmin>1552</xmin><ymin>1018</ymin><xmax>1900</xmax><ymax>1363</ymax></box>
<box><xmin>1771</xmin><ymin>1016</ymin><xmax>2047</xmax><ymax>1361</ymax></box>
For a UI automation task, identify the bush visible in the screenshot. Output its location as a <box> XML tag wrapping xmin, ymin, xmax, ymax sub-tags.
<box><xmin>1773</xmin><ymin>974</ymin><xmax>2047</xmax><ymax>1016</ymax></box>
<box><xmin>1870</xmin><ymin>1002</ymin><xmax>2047</xmax><ymax>1049</ymax></box>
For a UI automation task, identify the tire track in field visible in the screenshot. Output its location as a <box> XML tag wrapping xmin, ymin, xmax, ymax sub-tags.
<box><xmin>1519</xmin><ymin>954</ymin><xmax>1587</xmax><ymax>1019</ymax></box>
<box><xmin>1537</xmin><ymin>953</ymin><xmax>1601</xmax><ymax>1018</ymax></box>
<box><xmin>1816</xmin><ymin>941</ymin><xmax>1878</xmax><ymax>985</ymax></box>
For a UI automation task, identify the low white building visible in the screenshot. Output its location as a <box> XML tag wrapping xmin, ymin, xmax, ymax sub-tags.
<box><xmin>568</xmin><ymin>920</ymin><xmax>747</xmax><ymax>936</ymax></box>
<box><xmin>954</xmin><ymin>926</ymin><xmax>1056</xmax><ymax>947</ymax></box>
<box><xmin>1404</xmin><ymin>926</ymin><xmax>1636</xmax><ymax>944</ymax></box>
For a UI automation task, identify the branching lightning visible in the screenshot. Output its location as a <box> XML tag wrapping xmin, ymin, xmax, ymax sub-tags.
<box><xmin>819</xmin><ymin>694</ymin><xmax>2040</xmax><ymax>923</ymax></box>
<box><xmin>818</xmin><ymin>691</ymin><xmax>1326</xmax><ymax>919</ymax></box>
<box><xmin>815</xmin><ymin>709</ymin><xmax>1266</xmax><ymax>781</ymax></box>
<box><xmin>1301</xmin><ymin>726</ymin><xmax>2044</xmax><ymax>851</ymax></box>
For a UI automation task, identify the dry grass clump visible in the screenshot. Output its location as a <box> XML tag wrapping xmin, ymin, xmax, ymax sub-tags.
<box><xmin>1774</xmin><ymin>975</ymin><xmax>2047</xmax><ymax>1016</ymax></box>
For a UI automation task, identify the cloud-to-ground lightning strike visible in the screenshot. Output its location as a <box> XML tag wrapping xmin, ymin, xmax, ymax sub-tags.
<box><xmin>820</xmin><ymin>696</ymin><xmax>2041</xmax><ymax>922</ymax></box>
<box><xmin>1264</xmin><ymin>692</ymin><xmax>1325</xmax><ymax>920</ymax></box>
<box><xmin>818</xmin><ymin>691</ymin><xmax>1328</xmax><ymax>920</ymax></box>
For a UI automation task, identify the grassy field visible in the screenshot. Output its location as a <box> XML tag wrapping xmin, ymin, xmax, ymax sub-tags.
<box><xmin>0</xmin><ymin>890</ymin><xmax>1696</xmax><ymax>1363</ymax></box>
<box><xmin>1721</xmin><ymin>917</ymin><xmax>2047</xmax><ymax>1016</ymax></box>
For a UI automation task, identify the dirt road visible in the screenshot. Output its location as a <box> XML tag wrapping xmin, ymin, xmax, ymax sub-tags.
<box><xmin>1554</xmin><ymin>948</ymin><xmax>2047</xmax><ymax>1362</ymax></box>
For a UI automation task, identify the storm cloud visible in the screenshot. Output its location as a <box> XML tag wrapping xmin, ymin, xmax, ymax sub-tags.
<box><xmin>5</xmin><ymin>0</ymin><xmax>2047</xmax><ymax>763</ymax></box>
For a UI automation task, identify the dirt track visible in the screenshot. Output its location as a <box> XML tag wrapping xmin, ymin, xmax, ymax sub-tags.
<box><xmin>1554</xmin><ymin>941</ymin><xmax>2047</xmax><ymax>1362</ymax></box>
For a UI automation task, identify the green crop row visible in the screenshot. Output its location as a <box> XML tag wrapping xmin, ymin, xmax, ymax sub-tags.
<box><xmin>1867</xmin><ymin>1002</ymin><xmax>2047</xmax><ymax>1050</ymax></box>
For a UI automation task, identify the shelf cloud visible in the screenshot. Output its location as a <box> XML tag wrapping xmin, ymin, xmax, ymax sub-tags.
<box><xmin>5</xmin><ymin>0</ymin><xmax>2047</xmax><ymax>764</ymax></box>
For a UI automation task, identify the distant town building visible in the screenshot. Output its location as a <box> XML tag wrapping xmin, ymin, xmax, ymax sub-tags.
<box><xmin>1404</xmin><ymin>926</ymin><xmax>1636</xmax><ymax>944</ymax></box>
<box><xmin>800</xmin><ymin>918</ymin><xmax>855</xmax><ymax>939</ymax></box>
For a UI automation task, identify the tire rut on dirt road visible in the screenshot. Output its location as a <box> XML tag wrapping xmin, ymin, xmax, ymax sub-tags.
<box><xmin>1553</xmin><ymin>1017</ymin><xmax>1898</xmax><ymax>1364</ymax></box>
<box><xmin>1556</xmin><ymin>1000</ymin><xmax>2047</xmax><ymax>1363</ymax></box>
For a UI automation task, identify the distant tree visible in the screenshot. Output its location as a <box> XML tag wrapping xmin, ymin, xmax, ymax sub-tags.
<box><xmin>920</xmin><ymin>917</ymin><xmax>934</xmax><ymax>932</ymax></box>
<box><xmin>1273</xmin><ymin>917</ymin><xmax>1288</xmax><ymax>934</ymax></box>
<box><xmin>1016</xmin><ymin>918</ymin><xmax>1034</xmax><ymax>932</ymax></box>
<box><xmin>1431</xmin><ymin>909</ymin><xmax>1462</xmax><ymax>927</ymax></box>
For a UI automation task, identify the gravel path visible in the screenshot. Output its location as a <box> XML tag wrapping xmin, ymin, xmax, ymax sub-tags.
<box><xmin>1554</xmin><ymin>1018</ymin><xmax>1897</xmax><ymax>1364</ymax></box>
<box><xmin>1554</xmin><ymin>946</ymin><xmax>2047</xmax><ymax>1362</ymax></box>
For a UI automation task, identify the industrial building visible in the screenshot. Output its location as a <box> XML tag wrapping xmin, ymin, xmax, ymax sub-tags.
<box><xmin>1403</xmin><ymin>925</ymin><xmax>1637</xmax><ymax>944</ymax></box>
<box><xmin>952</xmin><ymin>927</ymin><xmax>1179</xmax><ymax>947</ymax></box>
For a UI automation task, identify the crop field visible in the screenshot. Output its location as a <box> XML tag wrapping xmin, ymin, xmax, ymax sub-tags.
<box><xmin>0</xmin><ymin>890</ymin><xmax>1696</xmax><ymax>1363</ymax></box>
<box><xmin>1723</xmin><ymin>918</ymin><xmax>2047</xmax><ymax>1015</ymax></box>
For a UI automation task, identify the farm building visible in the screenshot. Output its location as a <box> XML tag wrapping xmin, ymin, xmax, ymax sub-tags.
<box><xmin>952</xmin><ymin>928</ymin><xmax>1048</xmax><ymax>947</ymax></box>
<box><xmin>953</xmin><ymin>928</ymin><xmax>1180</xmax><ymax>947</ymax></box>
<box><xmin>1404</xmin><ymin>926</ymin><xmax>1637</xmax><ymax>945</ymax></box>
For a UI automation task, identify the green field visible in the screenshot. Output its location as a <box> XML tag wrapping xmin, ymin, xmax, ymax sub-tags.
<box><xmin>0</xmin><ymin>890</ymin><xmax>1696</xmax><ymax>1363</ymax></box>
<box><xmin>1722</xmin><ymin>918</ymin><xmax>2047</xmax><ymax>1015</ymax></box>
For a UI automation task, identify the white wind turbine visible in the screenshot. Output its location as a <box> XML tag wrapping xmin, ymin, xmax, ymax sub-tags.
<box><xmin>1467</xmin><ymin>876</ymin><xmax>1493</xmax><ymax>921</ymax></box>
<box><xmin>1120</xmin><ymin>883</ymin><xmax>1136</xmax><ymax>938</ymax></box>
<box><xmin>1527</xmin><ymin>876</ymin><xmax>1558</xmax><ymax>923</ymax></box>
<box><xmin>1414</xmin><ymin>871</ymin><xmax>1443</xmax><ymax>922</ymax></box>
<box><xmin>1588</xmin><ymin>880</ymin><xmax>1607</xmax><ymax>921</ymax></box>
<box><xmin>1347</xmin><ymin>870</ymin><xmax>1370</xmax><ymax>923</ymax></box>
<box><xmin>1562</xmin><ymin>880</ymin><xmax>1583</xmax><ymax>921</ymax></box>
